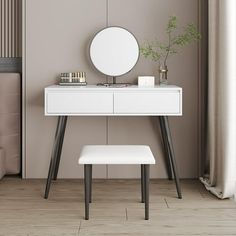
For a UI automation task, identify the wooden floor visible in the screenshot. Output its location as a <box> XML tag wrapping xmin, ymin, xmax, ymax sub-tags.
<box><xmin>0</xmin><ymin>179</ymin><xmax>236</xmax><ymax>236</ymax></box>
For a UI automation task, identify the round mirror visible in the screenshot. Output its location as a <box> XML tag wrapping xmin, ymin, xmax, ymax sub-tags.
<box><xmin>90</xmin><ymin>27</ymin><xmax>139</xmax><ymax>78</ymax></box>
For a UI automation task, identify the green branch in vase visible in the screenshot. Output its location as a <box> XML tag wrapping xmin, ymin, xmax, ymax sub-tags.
<box><xmin>140</xmin><ymin>16</ymin><xmax>201</xmax><ymax>66</ymax></box>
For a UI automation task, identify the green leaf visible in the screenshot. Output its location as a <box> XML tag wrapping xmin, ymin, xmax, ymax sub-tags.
<box><xmin>166</xmin><ymin>16</ymin><xmax>177</xmax><ymax>33</ymax></box>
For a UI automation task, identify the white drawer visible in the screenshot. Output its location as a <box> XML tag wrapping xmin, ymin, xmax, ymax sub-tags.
<box><xmin>46</xmin><ymin>92</ymin><xmax>113</xmax><ymax>115</ymax></box>
<box><xmin>114</xmin><ymin>92</ymin><xmax>181</xmax><ymax>115</ymax></box>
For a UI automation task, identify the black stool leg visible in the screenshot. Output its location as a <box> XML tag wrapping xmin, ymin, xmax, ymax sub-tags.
<box><xmin>84</xmin><ymin>165</ymin><xmax>90</xmax><ymax>220</ymax></box>
<box><xmin>144</xmin><ymin>164</ymin><xmax>150</xmax><ymax>220</ymax></box>
<box><xmin>89</xmin><ymin>165</ymin><xmax>92</xmax><ymax>203</ymax></box>
<box><xmin>141</xmin><ymin>164</ymin><xmax>145</xmax><ymax>203</ymax></box>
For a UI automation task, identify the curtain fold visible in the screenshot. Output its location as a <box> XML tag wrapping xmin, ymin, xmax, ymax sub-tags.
<box><xmin>200</xmin><ymin>0</ymin><xmax>236</xmax><ymax>199</ymax></box>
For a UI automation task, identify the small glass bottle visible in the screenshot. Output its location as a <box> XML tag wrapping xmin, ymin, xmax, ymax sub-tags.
<box><xmin>159</xmin><ymin>65</ymin><xmax>168</xmax><ymax>85</ymax></box>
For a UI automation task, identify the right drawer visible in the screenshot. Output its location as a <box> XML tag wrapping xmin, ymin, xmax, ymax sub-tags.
<box><xmin>114</xmin><ymin>91</ymin><xmax>182</xmax><ymax>115</ymax></box>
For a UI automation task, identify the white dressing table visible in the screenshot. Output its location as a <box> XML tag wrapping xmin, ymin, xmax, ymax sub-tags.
<box><xmin>44</xmin><ymin>85</ymin><xmax>182</xmax><ymax>199</ymax></box>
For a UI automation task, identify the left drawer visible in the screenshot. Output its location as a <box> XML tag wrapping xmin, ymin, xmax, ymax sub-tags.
<box><xmin>45</xmin><ymin>92</ymin><xmax>113</xmax><ymax>115</ymax></box>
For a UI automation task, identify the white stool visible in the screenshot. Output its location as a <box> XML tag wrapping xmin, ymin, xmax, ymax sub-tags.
<box><xmin>78</xmin><ymin>145</ymin><xmax>156</xmax><ymax>220</ymax></box>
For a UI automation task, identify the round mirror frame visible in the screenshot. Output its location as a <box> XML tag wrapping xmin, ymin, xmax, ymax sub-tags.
<box><xmin>89</xmin><ymin>26</ymin><xmax>140</xmax><ymax>80</ymax></box>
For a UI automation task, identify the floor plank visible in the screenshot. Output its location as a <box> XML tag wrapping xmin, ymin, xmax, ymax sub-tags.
<box><xmin>0</xmin><ymin>178</ymin><xmax>236</xmax><ymax>235</ymax></box>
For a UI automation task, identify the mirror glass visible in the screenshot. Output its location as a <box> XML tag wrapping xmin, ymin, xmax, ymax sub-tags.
<box><xmin>90</xmin><ymin>27</ymin><xmax>139</xmax><ymax>78</ymax></box>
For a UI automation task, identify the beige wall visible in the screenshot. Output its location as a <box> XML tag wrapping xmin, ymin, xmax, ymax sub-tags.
<box><xmin>23</xmin><ymin>0</ymin><xmax>200</xmax><ymax>178</ymax></box>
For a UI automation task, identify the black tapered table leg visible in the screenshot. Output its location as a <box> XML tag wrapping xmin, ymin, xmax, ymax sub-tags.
<box><xmin>159</xmin><ymin>117</ymin><xmax>173</xmax><ymax>180</ymax></box>
<box><xmin>53</xmin><ymin>116</ymin><xmax>67</xmax><ymax>180</ymax></box>
<box><xmin>162</xmin><ymin>116</ymin><xmax>182</xmax><ymax>199</ymax></box>
<box><xmin>144</xmin><ymin>165</ymin><xmax>150</xmax><ymax>220</ymax></box>
<box><xmin>89</xmin><ymin>165</ymin><xmax>92</xmax><ymax>203</ymax></box>
<box><xmin>141</xmin><ymin>164</ymin><xmax>145</xmax><ymax>203</ymax></box>
<box><xmin>44</xmin><ymin>116</ymin><xmax>67</xmax><ymax>199</ymax></box>
<box><xmin>84</xmin><ymin>165</ymin><xmax>90</xmax><ymax>220</ymax></box>
<box><xmin>44</xmin><ymin>117</ymin><xmax>62</xmax><ymax>199</ymax></box>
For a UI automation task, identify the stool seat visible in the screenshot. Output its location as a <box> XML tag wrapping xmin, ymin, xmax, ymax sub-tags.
<box><xmin>78</xmin><ymin>145</ymin><xmax>156</xmax><ymax>165</ymax></box>
<box><xmin>79</xmin><ymin>145</ymin><xmax>156</xmax><ymax>220</ymax></box>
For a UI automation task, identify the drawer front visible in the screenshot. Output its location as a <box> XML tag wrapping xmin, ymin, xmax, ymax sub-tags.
<box><xmin>114</xmin><ymin>92</ymin><xmax>181</xmax><ymax>115</ymax></box>
<box><xmin>46</xmin><ymin>92</ymin><xmax>113</xmax><ymax>114</ymax></box>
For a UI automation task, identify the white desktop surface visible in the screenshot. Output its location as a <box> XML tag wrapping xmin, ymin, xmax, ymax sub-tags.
<box><xmin>45</xmin><ymin>84</ymin><xmax>182</xmax><ymax>116</ymax></box>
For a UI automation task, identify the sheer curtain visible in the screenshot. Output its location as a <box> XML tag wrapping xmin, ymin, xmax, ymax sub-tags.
<box><xmin>200</xmin><ymin>0</ymin><xmax>236</xmax><ymax>199</ymax></box>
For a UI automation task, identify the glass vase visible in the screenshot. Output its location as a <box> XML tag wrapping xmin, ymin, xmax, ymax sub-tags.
<box><xmin>159</xmin><ymin>65</ymin><xmax>168</xmax><ymax>85</ymax></box>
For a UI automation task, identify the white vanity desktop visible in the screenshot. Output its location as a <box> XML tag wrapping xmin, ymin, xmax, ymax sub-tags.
<box><xmin>44</xmin><ymin>84</ymin><xmax>183</xmax><ymax>200</ymax></box>
<box><xmin>45</xmin><ymin>85</ymin><xmax>182</xmax><ymax>116</ymax></box>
